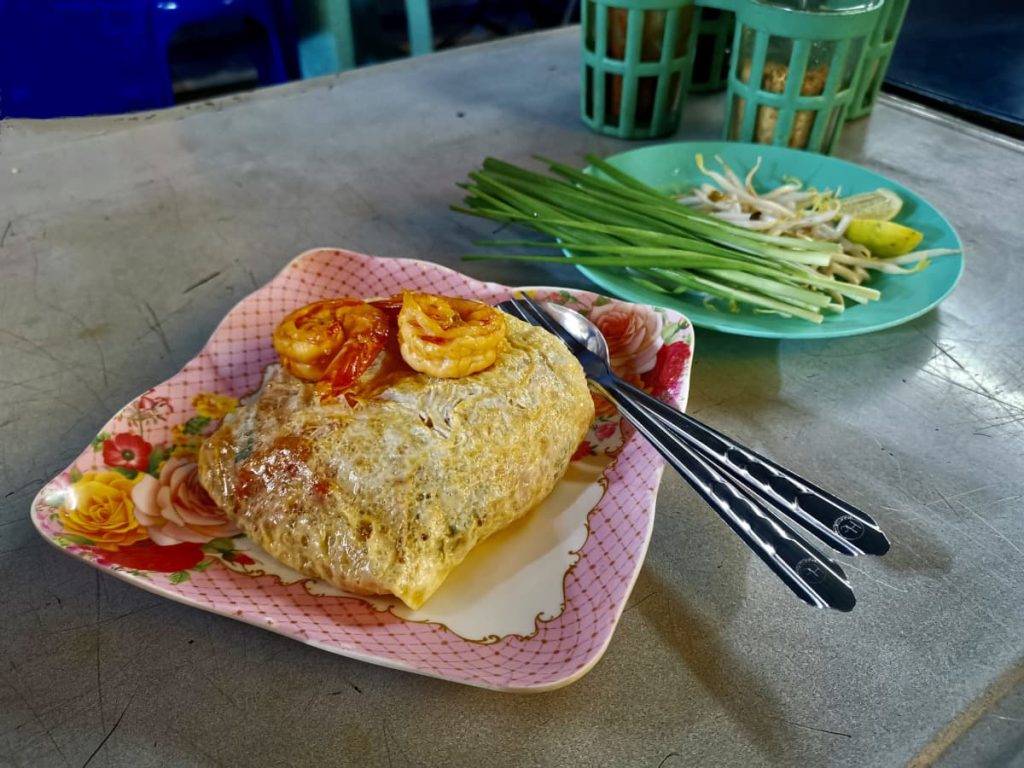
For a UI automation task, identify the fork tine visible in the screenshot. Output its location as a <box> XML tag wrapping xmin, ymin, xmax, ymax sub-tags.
<box><xmin>496</xmin><ymin>300</ymin><xmax>530</xmax><ymax>322</ymax></box>
<box><xmin>499</xmin><ymin>297</ymin><xmax>555</xmax><ymax>334</ymax></box>
<box><xmin>512</xmin><ymin>295</ymin><xmax>555</xmax><ymax>330</ymax></box>
<box><xmin>514</xmin><ymin>294</ymin><xmax>585</xmax><ymax>352</ymax></box>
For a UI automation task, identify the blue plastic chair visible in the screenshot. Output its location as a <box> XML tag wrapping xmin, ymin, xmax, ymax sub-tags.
<box><xmin>0</xmin><ymin>1</ymin><xmax>165</xmax><ymax>117</ymax></box>
<box><xmin>0</xmin><ymin>0</ymin><xmax>296</xmax><ymax>118</ymax></box>
<box><xmin>153</xmin><ymin>0</ymin><xmax>295</xmax><ymax>102</ymax></box>
<box><xmin>297</xmin><ymin>0</ymin><xmax>433</xmax><ymax>78</ymax></box>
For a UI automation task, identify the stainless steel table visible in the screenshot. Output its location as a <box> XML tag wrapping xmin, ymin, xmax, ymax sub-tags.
<box><xmin>2</xmin><ymin>28</ymin><xmax>1022</xmax><ymax>768</ymax></box>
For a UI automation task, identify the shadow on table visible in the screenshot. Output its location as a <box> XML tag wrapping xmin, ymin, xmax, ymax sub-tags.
<box><xmin>684</xmin><ymin>332</ymin><xmax>783</xmax><ymax>420</ymax></box>
<box><xmin>687</xmin><ymin>314</ymin><xmax>956</xmax><ymax>583</ymax></box>
<box><xmin>637</xmin><ymin>568</ymin><xmax>792</xmax><ymax>762</ymax></box>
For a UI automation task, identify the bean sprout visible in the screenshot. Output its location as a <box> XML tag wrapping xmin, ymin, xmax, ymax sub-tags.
<box><xmin>675</xmin><ymin>154</ymin><xmax>956</xmax><ymax>303</ymax></box>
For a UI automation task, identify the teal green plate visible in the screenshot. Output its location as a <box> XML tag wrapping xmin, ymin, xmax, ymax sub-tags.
<box><xmin>576</xmin><ymin>141</ymin><xmax>965</xmax><ymax>340</ymax></box>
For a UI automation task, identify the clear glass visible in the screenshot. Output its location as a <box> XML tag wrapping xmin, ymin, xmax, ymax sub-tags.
<box><xmin>584</xmin><ymin>0</ymin><xmax>597</xmax><ymax>51</ymax></box>
<box><xmin>675</xmin><ymin>6</ymin><xmax>696</xmax><ymax>57</ymax></box>
<box><xmin>754</xmin><ymin>0</ymin><xmax>879</xmax><ymax>11</ymax></box>
<box><xmin>734</xmin><ymin>28</ymin><xmax>834</xmax><ymax>148</ymax></box>
<box><xmin>839</xmin><ymin>38</ymin><xmax>863</xmax><ymax>90</ymax></box>
<box><xmin>727</xmin><ymin>92</ymin><xmax>744</xmax><ymax>140</ymax></box>
<box><xmin>602</xmin><ymin>6</ymin><xmax>694</xmax><ymax>129</ymax></box>
<box><xmin>881</xmin><ymin>1</ymin><xmax>907</xmax><ymax>42</ymax></box>
<box><xmin>820</xmin><ymin>104</ymin><xmax>842</xmax><ymax>150</ymax></box>
<box><xmin>584</xmin><ymin>66</ymin><xmax>595</xmax><ymax>121</ymax></box>
<box><xmin>691</xmin><ymin>8</ymin><xmax>733</xmax><ymax>89</ymax></box>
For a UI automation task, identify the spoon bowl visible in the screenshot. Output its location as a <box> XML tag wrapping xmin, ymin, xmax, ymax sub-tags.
<box><xmin>542</xmin><ymin>302</ymin><xmax>610</xmax><ymax>360</ymax></box>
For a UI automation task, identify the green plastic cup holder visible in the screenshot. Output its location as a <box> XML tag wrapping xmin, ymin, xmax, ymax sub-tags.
<box><xmin>848</xmin><ymin>0</ymin><xmax>912</xmax><ymax>119</ymax></box>
<box><xmin>722</xmin><ymin>0</ymin><xmax>884</xmax><ymax>153</ymax></box>
<box><xmin>580</xmin><ymin>0</ymin><xmax>701</xmax><ymax>139</ymax></box>
<box><xmin>689</xmin><ymin>8</ymin><xmax>736</xmax><ymax>93</ymax></box>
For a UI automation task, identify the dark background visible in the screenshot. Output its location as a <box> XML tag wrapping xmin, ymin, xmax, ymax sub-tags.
<box><xmin>0</xmin><ymin>0</ymin><xmax>1021</xmax><ymax>137</ymax></box>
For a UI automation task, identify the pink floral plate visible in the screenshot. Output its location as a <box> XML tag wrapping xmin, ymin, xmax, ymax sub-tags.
<box><xmin>30</xmin><ymin>248</ymin><xmax>694</xmax><ymax>692</ymax></box>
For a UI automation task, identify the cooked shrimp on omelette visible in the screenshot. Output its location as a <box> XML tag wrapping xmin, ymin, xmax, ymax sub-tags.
<box><xmin>398</xmin><ymin>292</ymin><xmax>506</xmax><ymax>378</ymax></box>
<box><xmin>198</xmin><ymin>290</ymin><xmax>594</xmax><ymax>609</ymax></box>
<box><xmin>272</xmin><ymin>298</ymin><xmax>391</xmax><ymax>400</ymax></box>
<box><xmin>273</xmin><ymin>292</ymin><xmax>506</xmax><ymax>398</ymax></box>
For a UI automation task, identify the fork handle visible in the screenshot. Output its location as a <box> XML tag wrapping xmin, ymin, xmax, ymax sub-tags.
<box><xmin>608</xmin><ymin>375</ymin><xmax>890</xmax><ymax>557</ymax></box>
<box><xmin>595</xmin><ymin>382</ymin><xmax>856</xmax><ymax>612</ymax></box>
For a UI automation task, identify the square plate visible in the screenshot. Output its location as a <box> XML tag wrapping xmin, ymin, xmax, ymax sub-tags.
<box><xmin>30</xmin><ymin>248</ymin><xmax>694</xmax><ymax>691</ymax></box>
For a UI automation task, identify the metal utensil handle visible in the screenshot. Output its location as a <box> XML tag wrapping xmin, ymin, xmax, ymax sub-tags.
<box><xmin>656</xmin><ymin>410</ymin><xmax>860</xmax><ymax>555</ymax></box>
<box><xmin>501</xmin><ymin>296</ymin><xmax>855</xmax><ymax>609</ymax></box>
<box><xmin>598</xmin><ymin>382</ymin><xmax>856</xmax><ymax>612</ymax></box>
<box><xmin>611</xmin><ymin>375</ymin><xmax>890</xmax><ymax>557</ymax></box>
<box><xmin>503</xmin><ymin>296</ymin><xmax>880</xmax><ymax>558</ymax></box>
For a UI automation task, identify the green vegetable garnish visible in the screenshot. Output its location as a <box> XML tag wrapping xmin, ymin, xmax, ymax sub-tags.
<box><xmin>454</xmin><ymin>154</ymin><xmax>957</xmax><ymax>324</ymax></box>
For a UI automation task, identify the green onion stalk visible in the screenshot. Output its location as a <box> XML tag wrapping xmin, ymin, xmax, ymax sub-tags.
<box><xmin>454</xmin><ymin>155</ymin><xmax>881</xmax><ymax>324</ymax></box>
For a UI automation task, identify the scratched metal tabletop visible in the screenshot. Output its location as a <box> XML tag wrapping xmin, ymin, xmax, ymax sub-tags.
<box><xmin>1</xmin><ymin>28</ymin><xmax>1022</xmax><ymax>768</ymax></box>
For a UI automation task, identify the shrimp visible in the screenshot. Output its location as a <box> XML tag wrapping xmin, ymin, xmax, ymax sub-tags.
<box><xmin>397</xmin><ymin>291</ymin><xmax>506</xmax><ymax>378</ymax></box>
<box><xmin>272</xmin><ymin>299</ymin><xmax>390</xmax><ymax>399</ymax></box>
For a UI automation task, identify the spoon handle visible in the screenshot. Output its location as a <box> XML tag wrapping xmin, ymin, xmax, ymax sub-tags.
<box><xmin>607</xmin><ymin>376</ymin><xmax>890</xmax><ymax>557</ymax></box>
<box><xmin>500</xmin><ymin>296</ymin><xmax>857</xmax><ymax>609</ymax></box>
<box><xmin>595</xmin><ymin>381</ymin><xmax>856</xmax><ymax>611</ymax></box>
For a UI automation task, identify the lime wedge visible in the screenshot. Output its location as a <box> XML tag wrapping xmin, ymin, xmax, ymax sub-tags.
<box><xmin>845</xmin><ymin>219</ymin><xmax>924</xmax><ymax>257</ymax></box>
<box><xmin>837</xmin><ymin>188</ymin><xmax>904</xmax><ymax>221</ymax></box>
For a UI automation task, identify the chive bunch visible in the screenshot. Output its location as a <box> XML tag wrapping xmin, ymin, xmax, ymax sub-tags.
<box><xmin>455</xmin><ymin>155</ymin><xmax>882</xmax><ymax>324</ymax></box>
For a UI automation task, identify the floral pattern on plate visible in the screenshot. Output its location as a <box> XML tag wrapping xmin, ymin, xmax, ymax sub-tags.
<box><xmin>31</xmin><ymin>248</ymin><xmax>693</xmax><ymax>691</ymax></box>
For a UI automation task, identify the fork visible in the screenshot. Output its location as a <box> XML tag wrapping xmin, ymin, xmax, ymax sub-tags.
<box><xmin>502</xmin><ymin>295</ymin><xmax>864</xmax><ymax>611</ymax></box>
<box><xmin>509</xmin><ymin>294</ymin><xmax>888</xmax><ymax>555</ymax></box>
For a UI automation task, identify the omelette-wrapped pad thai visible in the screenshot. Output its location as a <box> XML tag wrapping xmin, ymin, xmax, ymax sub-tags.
<box><xmin>198</xmin><ymin>292</ymin><xmax>594</xmax><ymax>609</ymax></box>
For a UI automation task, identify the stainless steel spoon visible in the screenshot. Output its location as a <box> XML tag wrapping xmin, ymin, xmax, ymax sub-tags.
<box><xmin>542</xmin><ymin>301</ymin><xmax>890</xmax><ymax>558</ymax></box>
<box><xmin>501</xmin><ymin>295</ymin><xmax>861</xmax><ymax>612</ymax></box>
